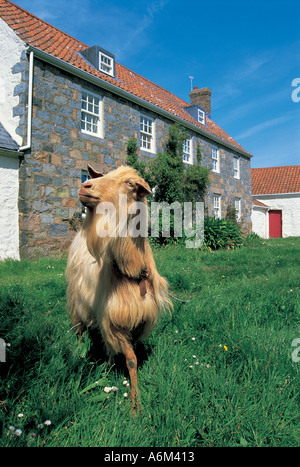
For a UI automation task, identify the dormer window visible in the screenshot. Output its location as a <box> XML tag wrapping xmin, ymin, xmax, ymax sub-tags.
<box><xmin>183</xmin><ymin>105</ymin><xmax>206</xmax><ymax>126</ymax></box>
<box><xmin>99</xmin><ymin>52</ymin><xmax>113</xmax><ymax>76</ymax></box>
<box><xmin>198</xmin><ymin>109</ymin><xmax>205</xmax><ymax>125</ymax></box>
<box><xmin>81</xmin><ymin>45</ymin><xmax>115</xmax><ymax>77</ymax></box>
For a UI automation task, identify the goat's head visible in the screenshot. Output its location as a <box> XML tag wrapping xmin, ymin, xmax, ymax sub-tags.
<box><xmin>79</xmin><ymin>165</ymin><xmax>151</xmax><ymax>209</ymax></box>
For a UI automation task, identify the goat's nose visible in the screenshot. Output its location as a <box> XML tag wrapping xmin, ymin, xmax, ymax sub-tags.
<box><xmin>82</xmin><ymin>180</ymin><xmax>92</xmax><ymax>188</ymax></box>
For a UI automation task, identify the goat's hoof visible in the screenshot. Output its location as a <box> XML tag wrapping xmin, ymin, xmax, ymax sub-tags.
<box><xmin>129</xmin><ymin>393</ymin><xmax>140</xmax><ymax>417</ymax></box>
<box><xmin>131</xmin><ymin>401</ymin><xmax>140</xmax><ymax>417</ymax></box>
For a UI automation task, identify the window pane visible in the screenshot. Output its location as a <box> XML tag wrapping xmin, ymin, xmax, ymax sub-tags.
<box><xmin>140</xmin><ymin>115</ymin><xmax>154</xmax><ymax>151</ymax></box>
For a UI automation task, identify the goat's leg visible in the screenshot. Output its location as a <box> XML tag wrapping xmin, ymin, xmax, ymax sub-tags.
<box><xmin>124</xmin><ymin>345</ymin><xmax>140</xmax><ymax>413</ymax></box>
<box><xmin>70</xmin><ymin>309</ymin><xmax>85</xmax><ymax>337</ymax></box>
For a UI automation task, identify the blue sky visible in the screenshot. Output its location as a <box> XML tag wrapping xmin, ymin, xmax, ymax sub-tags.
<box><xmin>14</xmin><ymin>0</ymin><xmax>300</xmax><ymax>168</ymax></box>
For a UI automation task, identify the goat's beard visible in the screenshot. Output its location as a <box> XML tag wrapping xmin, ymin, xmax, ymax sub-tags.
<box><xmin>82</xmin><ymin>197</ymin><xmax>149</xmax><ymax>269</ymax></box>
<box><xmin>94</xmin><ymin>196</ymin><xmax>149</xmax><ymax>239</ymax></box>
<box><xmin>79</xmin><ymin>195</ymin><xmax>100</xmax><ymax>208</ymax></box>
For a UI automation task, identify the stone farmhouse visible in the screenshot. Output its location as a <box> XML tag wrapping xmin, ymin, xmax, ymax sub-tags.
<box><xmin>0</xmin><ymin>0</ymin><xmax>253</xmax><ymax>260</ymax></box>
<box><xmin>252</xmin><ymin>165</ymin><xmax>300</xmax><ymax>239</ymax></box>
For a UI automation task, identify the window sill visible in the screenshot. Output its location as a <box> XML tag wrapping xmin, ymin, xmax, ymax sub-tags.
<box><xmin>81</xmin><ymin>130</ymin><xmax>104</xmax><ymax>141</ymax></box>
<box><xmin>140</xmin><ymin>147</ymin><xmax>156</xmax><ymax>156</ymax></box>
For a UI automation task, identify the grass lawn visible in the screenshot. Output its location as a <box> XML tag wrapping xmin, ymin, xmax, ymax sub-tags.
<box><xmin>0</xmin><ymin>237</ymin><xmax>299</xmax><ymax>447</ymax></box>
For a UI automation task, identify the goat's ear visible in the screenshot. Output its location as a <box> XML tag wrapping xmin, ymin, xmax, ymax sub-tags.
<box><xmin>87</xmin><ymin>165</ymin><xmax>104</xmax><ymax>179</ymax></box>
<box><xmin>136</xmin><ymin>181</ymin><xmax>151</xmax><ymax>198</ymax></box>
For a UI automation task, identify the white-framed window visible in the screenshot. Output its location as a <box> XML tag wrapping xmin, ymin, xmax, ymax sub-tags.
<box><xmin>140</xmin><ymin>114</ymin><xmax>155</xmax><ymax>152</ymax></box>
<box><xmin>183</xmin><ymin>137</ymin><xmax>193</xmax><ymax>165</ymax></box>
<box><xmin>99</xmin><ymin>52</ymin><xmax>114</xmax><ymax>76</ymax></box>
<box><xmin>213</xmin><ymin>194</ymin><xmax>221</xmax><ymax>218</ymax></box>
<box><xmin>81</xmin><ymin>90</ymin><xmax>103</xmax><ymax>137</ymax></box>
<box><xmin>198</xmin><ymin>109</ymin><xmax>205</xmax><ymax>125</ymax></box>
<box><xmin>212</xmin><ymin>146</ymin><xmax>219</xmax><ymax>172</ymax></box>
<box><xmin>233</xmin><ymin>156</ymin><xmax>240</xmax><ymax>179</ymax></box>
<box><xmin>235</xmin><ymin>198</ymin><xmax>241</xmax><ymax>222</ymax></box>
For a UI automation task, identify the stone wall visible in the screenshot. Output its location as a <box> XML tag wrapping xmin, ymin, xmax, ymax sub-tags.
<box><xmin>17</xmin><ymin>57</ymin><xmax>252</xmax><ymax>258</ymax></box>
<box><xmin>17</xmin><ymin>59</ymin><xmax>171</xmax><ymax>257</ymax></box>
<box><xmin>199</xmin><ymin>136</ymin><xmax>252</xmax><ymax>231</ymax></box>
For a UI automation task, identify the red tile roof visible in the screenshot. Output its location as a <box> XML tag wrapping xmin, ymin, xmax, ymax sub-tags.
<box><xmin>0</xmin><ymin>0</ymin><xmax>251</xmax><ymax>155</ymax></box>
<box><xmin>252</xmin><ymin>166</ymin><xmax>300</xmax><ymax>195</ymax></box>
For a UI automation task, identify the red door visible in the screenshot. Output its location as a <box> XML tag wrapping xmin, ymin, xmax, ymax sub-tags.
<box><xmin>269</xmin><ymin>210</ymin><xmax>282</xmax><ymax>238</ymax></box>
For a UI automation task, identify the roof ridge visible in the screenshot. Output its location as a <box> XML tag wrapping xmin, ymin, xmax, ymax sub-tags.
<box><xmin>252</xmin><ymin>165</ymin><xmax>300</xmax><ymax>170</ymax></box>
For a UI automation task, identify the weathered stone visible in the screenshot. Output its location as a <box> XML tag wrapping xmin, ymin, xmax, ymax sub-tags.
<box><xmin>69</xmin><ymin>169</ymin><xmax>81</xmax><ymax>178</ymax></box>
<box><xmin>61</xmin><ymin>198</ymin><xmax>77</xmax><ymax>207</ymax></box>
<box><xmin>55</xmin><ymin>206</ymin><xmax>69</xmax><ymax>217</ymax></box>
<box><xmin>104</xmin><ymin>156</ymin><xmax>115</xmax><ymax>165</ymax></box>
<box><xmin>62</xmin><ymin>157</ymin><xmax>75</xmax><ymax>167</ymax></box>
<box><xmin>56</xmin><ymin>187</ymin><xmax>69</xmax><ymax>198</ymax></box>
<box><xmin>19</xmin><ymin>181</ymin><xmax>41</xmax><ymax>199</ymax></box>
<box><xmin>37</xmin><ymin>110</ymin><xmax>50</xmax><ymax>120</ymax></box>
<box><xmin>32</xmin><ymin>200</ymin><xmax>52</xmax><ymax>213</ymax></box>
<box><xmin>53</xmin><ymin>95</ymin><xmax>68</xmax><ymax>105</ymax></box>
<box><xmin>40</xmin><ymin>214</ymin><xmax>54</xmax><ymax>224</ymax></box>
<box><xmin>49</xmin><ymin>223</ymin><xmax>68</xmax><ymax>237</ymax></box>
<box><xmin>19</xmin><ymin>214</ymin><xmax>40</xmax><ymax>232</ymax></box>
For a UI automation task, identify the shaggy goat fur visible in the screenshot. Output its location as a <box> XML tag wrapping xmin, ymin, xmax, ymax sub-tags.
<box><xmin>66</xmin><ymin>165</ymin><xmax>172</xmax><ymax>408</ymax></box>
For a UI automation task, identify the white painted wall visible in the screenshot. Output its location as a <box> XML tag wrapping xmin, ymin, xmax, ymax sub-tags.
<box><xmin>253</xmin><ymin>194</ymin><xmax>300</xmax><ymax>238</ymax></box>
<box><xmin>0</xmin><ymin>153</ymin><xmax>20</xmax><ymax>260</ymax></box>
<box><xmin>0</xmin><ymin>18</ymin><xmax>26</xmax><ymax>145</ymax></box>
<box><xmin>252</xmin><ymin>206</ymin><xmax>268</xmax><ymax>238</ymax></box>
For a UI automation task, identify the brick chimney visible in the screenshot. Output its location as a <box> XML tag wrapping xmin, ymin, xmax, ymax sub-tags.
<box><xmin>189</xmin><ymin>87</ymin><xmax>211</xmax><ymax>116</ymax></box>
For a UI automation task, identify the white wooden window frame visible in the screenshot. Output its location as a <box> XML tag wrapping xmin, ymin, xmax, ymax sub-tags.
<box><xmin>140</xmin><ymin>114</ymin><xmax>155</xmax><ymax>153</ymax></box>
<box><xmin>81</xmin><ymin>90</ymin><xmax>103</xmax><ymax>138</ymax></box>
<box><xmin>198</xmin><ymin>109</ymin><xmax>205</xmax><ymax>125</ymax></box>
<box><xmin>233</xmin><ymin>156</ymin><xmax>240</xmax><ymax>179</ymax></box>
<box><xmin>183</xmin><ymin>137</ymin><xmax>193</xmax><ymax>165</ymax></box>
<box><xmin>213</xmin><ymin>194</ymin><xmax>221</xmax><ymax>219</ymax></box>
<box><xmin>99</xmin><ymin>52</ymin><xmax>114</xmax><ymax>76</ymax></box>
<box><xmin>212</xmin><ymin>146</ymin><xmax>219</xmax><ymax>173</ymax></box>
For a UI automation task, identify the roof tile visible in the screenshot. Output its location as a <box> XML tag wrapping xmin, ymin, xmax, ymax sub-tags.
<box><xmin>252</xmin><ymin>166</ymin><xmax>300</xmax><ymax>195</ymax></box>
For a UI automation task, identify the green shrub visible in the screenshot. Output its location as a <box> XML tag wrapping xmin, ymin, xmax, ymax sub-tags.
<box><xmin>242</xmin><ymin>232</ymin><xmax>263</xmax><ymax>248</ymax></box>
<box><xmin>149</xmin><ymin>213</ymin><xmax>243</xmax><ymax>250</ymax></box>
<box><xmin>203</xmin><ymin>216</ymin><xmax>243</xmax><ymax>250</ymax></box>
